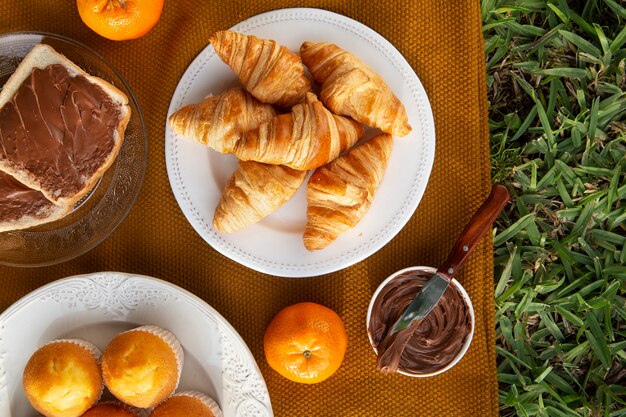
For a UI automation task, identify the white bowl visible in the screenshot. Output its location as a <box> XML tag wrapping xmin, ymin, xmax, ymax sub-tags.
<box><xmin>366</xmin><ymin>266</ymin><xmax>475</xmax><ymax>377</ymax></box>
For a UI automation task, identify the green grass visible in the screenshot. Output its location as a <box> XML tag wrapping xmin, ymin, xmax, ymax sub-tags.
<box><xmin>483</xmin><ymin>0</ymin><xmax>626</xmax><ymax>415</ymax></box>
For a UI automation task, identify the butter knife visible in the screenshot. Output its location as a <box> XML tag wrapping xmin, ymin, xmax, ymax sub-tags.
<box><xmin>392</xmin><ymin>184</ymin><xmax>510</xmax><ymax>333</ymax></box>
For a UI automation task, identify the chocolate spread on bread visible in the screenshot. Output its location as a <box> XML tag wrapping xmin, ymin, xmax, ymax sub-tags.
<box><xmin>0</xmin><ymin>171</ymin><xmax>55</xmax><ymax>222</ymax></box>
<box><xmin>368</xmin><ymin>270</ymin><xmax>472</xmax><ymax>375</ymax></box>
<box><xmin>0</xmin><ymin>64</ymin><xmax>122</xmax><ymax>199</ymax></box>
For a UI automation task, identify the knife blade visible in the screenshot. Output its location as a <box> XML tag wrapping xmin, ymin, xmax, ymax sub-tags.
<box><xmin>389</xmin><ymin>184</ymin><xmax>510</xmax><ymax>335</ymax></box>
<box><xmin>391</xmin><ymin>273</ymin><xmax>450</xmax><ymax>333</ymax></box>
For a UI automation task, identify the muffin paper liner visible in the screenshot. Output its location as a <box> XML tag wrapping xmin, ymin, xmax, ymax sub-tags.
<box><xmin>43</xmin><ymin>338</ymin><xmax>102</xmax><ymax>359</ymax></box>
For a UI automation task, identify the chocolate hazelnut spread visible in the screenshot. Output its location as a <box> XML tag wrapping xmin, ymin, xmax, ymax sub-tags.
<box><xmin>0</xmin><ymin>171</ymin><xmax>55</xmax><ymax>221</ymax></box>
<box><xmin>0</xmin><ymin>64</ymin><xmax>122</xmax><ymax>199</ymax></box>
<box><xmin>368</xmin><ymin>270</ymin><xmax>472</xmax><ymax>375</ymax></box>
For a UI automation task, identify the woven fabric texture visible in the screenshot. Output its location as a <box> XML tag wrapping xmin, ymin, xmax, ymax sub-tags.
<box><xmin>0</xmin><ymin>1</ymin><xmax>497</xmax><ymax>416</ymax></box>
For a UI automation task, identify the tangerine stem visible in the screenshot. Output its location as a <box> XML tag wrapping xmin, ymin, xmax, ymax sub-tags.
<box><xmin>303</xmin><ymin>350</ymin><xmax>311</xmax><ymax>359</ymax></box>
<box><xmin>101</xmin><ymin>0</ymin><xmax>126</xmax><ymax>11</ymax></box>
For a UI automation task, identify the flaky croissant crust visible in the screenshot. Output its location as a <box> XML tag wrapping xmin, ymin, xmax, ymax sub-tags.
<box><xmin>168</xmin><ymin>87</ymin><xmax>276</xmax><ymax>153</ymax></box>
<box><xmin>233</xmin><ymin>93</ymin><xmax>364</xmax><ymax>171</ymax></box>
<box><xmin>304</xmin><ymin>133</ymin><xmax>393</xmax><ymax>251</ymax></box>
<box><xmin>213</xmin><ymin>161</ymin><xmax>307</xmax><ymax>233</ymax></box>
<box><xmin>210</xmin><ymin>31</ymin><xmax>312</xmax><ymax>108</ymax></box>
<box><xmin>300</xmin><ymin>41</ymin><xmax>411</xmax><ymax>137</ymax></box>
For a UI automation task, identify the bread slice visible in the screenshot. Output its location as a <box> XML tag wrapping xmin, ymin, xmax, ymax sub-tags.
<box><xmin>0</xmin><ymin>44</ymin><xmax>131</xmax><ymax>207</ymax></box>
<box><xmin>0</xmin><ymin>171</ymin><xmax>71</xmax><ymax>233</ymax></box>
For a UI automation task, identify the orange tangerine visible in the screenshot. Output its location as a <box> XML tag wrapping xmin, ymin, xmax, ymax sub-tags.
<box><xmin>263</xmin><ymin>302</ymin><xmax>347</xmax><ymax>384</ymax></box>
<box><xmin>77</xmin><ymin>0</ymin><xmax>164</xmax><ymax>41</ymax></box>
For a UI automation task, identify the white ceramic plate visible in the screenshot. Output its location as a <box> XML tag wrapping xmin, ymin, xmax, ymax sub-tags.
<box><xmin>165</xmin><ymin>8</ymin><xmax>435</xmax><ymax>277</ymax></box>
<box><xmin>0</xmin><ymin>273</ymin><xmax>272</xmax><ymax>417</ymax></box>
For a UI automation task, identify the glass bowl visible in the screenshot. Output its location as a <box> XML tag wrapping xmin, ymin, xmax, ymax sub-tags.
<box><xmin>0</xmin><ymin>32</ymin><xmax>147</xmax><ymax>267</ymax></box>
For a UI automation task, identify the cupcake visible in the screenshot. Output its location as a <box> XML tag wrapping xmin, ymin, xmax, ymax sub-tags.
<box><xmin>81</xmin><ymin>402</ymin><xmax>140</xmax><ymax>417</ymax></box>
<box><xmin>149</xmin><ymin>391</ymin><xmax>223</xmax><ymax>417</ymax></box>
<box><xmin>23</xmin><ymin>339</ymin><xmax>103</xmax><ymax>417</ymax></box>
<box><xmin>102</xmin><ymin>325</ymin><xmax>184</xmax><ymax>408</ymax></box>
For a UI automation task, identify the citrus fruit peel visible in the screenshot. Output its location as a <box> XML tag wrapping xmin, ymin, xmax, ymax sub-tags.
<box><xmin>77</xmin><ymin>0</ymin><xmax>164</xmax><ymax>41</ymax></box>
<box><xmin>263</xmin><ymin>302</ymin><xmax>347</xmax><ymax>384</ymax></box>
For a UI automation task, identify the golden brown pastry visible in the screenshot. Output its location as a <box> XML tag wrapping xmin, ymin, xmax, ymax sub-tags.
<box><xmin>150</xmin><ymin>391</ymin><xmax>223</xmax><ymax>417</ymax></box>
<box><xmin>23</xmin><ymin>339</ymin><xmax>102</xmax><ymax>417</ymax></box>
<box><xmin>213</xmin><ymin>161</ymin><xmax>307</xmax><ymax>233</ymax></box>
<box><xmin>209</xmin><ymin>30</ymin><xmax>312</xmax><ymax>108</ymax></box>
<box><xmin>101</xmin><ymin>325</ymin><xmax>183</xmax><ymax>408</ymax></box>
<box><xmin>233</xmin><ymin>93</ymin><xmax>364</xmax><ymax>170</ymax></box>
<box><xmin>82</xmin><ymin>403</ymin><xmax>140</xmax><ymax>417</ymax></box>
<box><xmin>304</xmin><ymin>133</ymin><xmax>393</xmax><ymax>251</ymax></box>
<box><xmin>300</xmin><ymin>41</ymin><xmax>411</xmax><ymax>137</ymax></box>
<box><xmin>168</xmin><ymin>87</ymin><xmax>276</xmax><ymax>153</ymax></box>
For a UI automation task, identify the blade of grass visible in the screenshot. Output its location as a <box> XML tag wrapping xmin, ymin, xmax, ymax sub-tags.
<box><xmin>587</xmin><ymin>97</ymin><xmax>600</xmax><ymax>141</ymax></box>
<box><xmin>585</xmin><ymin>312</ymin><xmax>612</xmax><ymax>369</ymax></box>
<box><xmin>602</xmin><ymin>0</ymin><xmax>626</xmax><ymax>19</ymax></box>
<box><xmin>494</xmin><ymin>214</ymin><xmax>537</xmax><ymax>246</ymax></box>
<box><xmin>558</xmin><ymin>30</ymin><xmax>601</xmax><ymax>57</ymax></box>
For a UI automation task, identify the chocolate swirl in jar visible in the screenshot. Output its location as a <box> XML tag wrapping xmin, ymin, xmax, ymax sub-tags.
<box><xmin>368</xmin><ymin>270</ymin><xmax>472</xmax><ymax>375</ymax></box>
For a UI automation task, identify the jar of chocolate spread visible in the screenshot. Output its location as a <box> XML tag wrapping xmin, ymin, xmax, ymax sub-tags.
<box><xmin>366</xmin><ymin>266</ymin><xmax>475</xmax><ymax>377</ymax></box>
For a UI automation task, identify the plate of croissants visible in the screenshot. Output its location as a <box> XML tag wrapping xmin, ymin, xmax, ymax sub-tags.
<box><xmin>165</xmin><ymin>8</ymin><xmax>435</xmax><ymax>277</ymax></box>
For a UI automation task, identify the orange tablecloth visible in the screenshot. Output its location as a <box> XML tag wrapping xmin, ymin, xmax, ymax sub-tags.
<box><xmin>0</xmin><ymin>1</ymin><xmax>497</xmax><ymax>415</ymax></box>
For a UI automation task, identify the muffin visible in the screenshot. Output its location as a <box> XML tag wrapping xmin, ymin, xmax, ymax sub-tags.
<box><xmin>23</xmin><ymin>339</ymin><xmax>103</xmax><ymax>417</ymax></box>
<box><xmin>149</xmin><ymin>391</ymin><xmax>223</xmax><ymax>417</ymax></box>
<box><xmin>81</xmin><ymin>402</ymin><xmax>140</xmax><ymax>417</ymax></box>
<box><xmin>102</xmin><ymin>325</ymin><xmax>184</xmax><ymax>408</ymax></box>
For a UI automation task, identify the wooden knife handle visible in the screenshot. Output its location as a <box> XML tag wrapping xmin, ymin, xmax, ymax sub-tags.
<box><xmin>438</xmin><ymin>184</ymin><xmax>509</xmax><ymax>280</ymax></box>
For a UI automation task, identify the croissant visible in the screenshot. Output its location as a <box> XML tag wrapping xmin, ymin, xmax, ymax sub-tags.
<box><xmin>300</xmin><ymin>41</ymin><xmax>411</xmax><ymax>137</ymax></box>
<box><xmin>209</xmin><ymin>30</ymin><xmax>313</xmax><ymax>108</ymax></box>
<box><xmin>233</xmin><ymin>93</ymin><xmax>365</xmax><ymax>170</ymax></box>
<box><xmin>213</xmin><ymin>161</ymin><xmax>307</xmax><ymax>233</ymax></box>
<box><xmin>168</xmin><ymin>87</ymin><xmax>276</xmax><ymax>153</ymax></box>
<box><xmin>304</xmin><ymin>133</ymin><xmax>393</xmax><ymax>251</ymax></box>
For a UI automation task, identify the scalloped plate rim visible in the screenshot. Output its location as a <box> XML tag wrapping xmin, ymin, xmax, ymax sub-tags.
<box><xmin>0</xmin><ymin>272</ymin><xmax>273</xmax><ymax>417</ymax></box>
<box><xmin>164</xmin><ymin>7</ymin><xmax>436</xmax><ymax>278</ymax></box>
